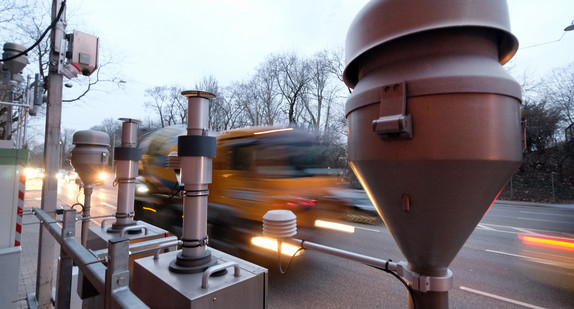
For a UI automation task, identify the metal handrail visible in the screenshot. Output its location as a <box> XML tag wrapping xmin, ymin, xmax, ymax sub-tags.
<box><xmin>33</xmin><ymin>208</ymin><xmax>149</xmax><ymax>308</ymax></box>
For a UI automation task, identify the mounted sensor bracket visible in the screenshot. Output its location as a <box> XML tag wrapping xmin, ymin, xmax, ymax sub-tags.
<box><xmin>372</xmin><ymin>81</ymin><xmax>412</xmax><ymax>140</ymax></box>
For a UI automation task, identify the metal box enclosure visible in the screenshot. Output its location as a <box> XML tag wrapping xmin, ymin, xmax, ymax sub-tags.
<box><xmin>86</xmin><ymin>220</ymin><xmax>169</xmax><ymax>251</ymax></box>
<box><xmin>69</xmin><ymin>30</ymin><xmax>99</xmax><ymax>76</ymax></box>
<box><xmin>0</xmin><ymin>246</ymin><xmax>21</xmax><ymax>308</ymax></box>
<box><xmin>133</xmin><ymin>248</ymin><xmax>267</xmax><ymax>308</ymax></box>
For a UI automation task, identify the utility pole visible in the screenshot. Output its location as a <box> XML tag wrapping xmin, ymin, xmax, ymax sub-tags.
<box><xmin>35</xmin><ymin>0</ymin><xmax>65</xmax><ymax>307</ymax></box>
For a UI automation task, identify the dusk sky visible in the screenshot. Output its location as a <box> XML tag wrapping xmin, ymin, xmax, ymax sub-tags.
<box><xmin>28</xmin><ymin>0</ymin><xmax>574</xmax><ymax>131</ymax></box>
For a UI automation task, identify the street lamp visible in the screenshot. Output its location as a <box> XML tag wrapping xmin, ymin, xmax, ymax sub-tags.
<box><xmin>521</xmin><ymin>18</ymin><xmax>574</xmax><ymax>49</ymax></box>
<box><xmin>565</xmin><ymin>20</ymin><xmax>574</xmax><ymax>31</ymax></box>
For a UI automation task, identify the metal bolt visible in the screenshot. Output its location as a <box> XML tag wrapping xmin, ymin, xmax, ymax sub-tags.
<box><xmin>117</xmin><ymin>276</ymin><xmax>126</xmax><ymax>285</ymax></box>
<box><xmin>402</xmin><ymin>194</ymin><xmax>411</xmax><ymax>212</ymax></box>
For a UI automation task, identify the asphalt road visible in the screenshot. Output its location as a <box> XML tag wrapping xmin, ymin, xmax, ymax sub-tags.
<box><xmin>54</xmin><ymin>180</ymin><xmax>574</xmax><ymax>308</ymax></box>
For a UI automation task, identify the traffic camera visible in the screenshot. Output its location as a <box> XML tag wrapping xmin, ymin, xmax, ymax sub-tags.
<box><xmin>63</xmin><ymin>30</ymin><xmax>99</xmax><ymax>78</ymax></box>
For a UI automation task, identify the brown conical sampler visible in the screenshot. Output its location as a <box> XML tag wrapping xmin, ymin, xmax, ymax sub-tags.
<box><xmin>343</xmin><ymin>0</ymin><xmax>522</xmax><ymax>277</ymax></box>
<box><xmin>71</xmin><ymin>130</ymin><xmax>110</xmax><ymax>186</ymax></box>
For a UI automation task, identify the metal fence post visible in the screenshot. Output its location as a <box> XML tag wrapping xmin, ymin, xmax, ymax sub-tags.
<box><xmin>55</xmin><ymin>210</ymin><xmax>75</xmax><ymax>308</ymax></box>
<box><xmin>105</xmin><ymin>237</ymin><xmax>130</xmax><ymax>309</ymax></box>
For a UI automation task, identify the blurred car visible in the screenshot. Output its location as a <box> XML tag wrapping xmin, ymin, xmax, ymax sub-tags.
<box><xmin>64</xmin><ymin>170</ymin><xmax>78</xmax><ymax>183</ymax></box>
<box><xmin>516</xmin><ymin>233</ymin><xmax>574</xmax><ymax>291</ymax></box>
<box><xmin>74</xmin><ymin>171</ymin><xmax>107</xmax><ymax>186</ymax></box>
<box><xmin>134</xmin><ymin>126</ymin><xmax>357</xmax><ymax>255</ymax></box>
<box><xmin>25</xmin><ymin>167</ymin><xmax>45</xmax><ymax>180</ymax></box>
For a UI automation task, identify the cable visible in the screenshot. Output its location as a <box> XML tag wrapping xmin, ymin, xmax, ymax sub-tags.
<box><xmin>277</xmin><ymin>240</ymin><xmax>305</xmax><ymax>274</ymax></box>
<box><xmin>70</xmin><ymin>202</ymin><xmax>83</xmax><ymax>213</ymax></box>
<box><xmin>370</xmin><ymin>262</ymin><xmax>417</xmax><ymax>309</ymax></box>
<box><xmin>0</xmin><ymin>1</ymin><xmax>66</xmax><ymax>62</ymax></box>
<box><xmin>168</xmin><ymin>182</ymin><xmax>183</xmax><ymax>199</ymax></box>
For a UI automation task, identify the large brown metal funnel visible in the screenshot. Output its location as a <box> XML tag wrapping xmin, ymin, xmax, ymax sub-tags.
<box><xmin>344</xmin><ymin>0</ymin><xmax>522</xmax><ymax>276</ymax></box>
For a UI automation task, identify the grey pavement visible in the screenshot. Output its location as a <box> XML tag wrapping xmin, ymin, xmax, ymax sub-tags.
<box><xmin>17</xmin><ymin>191</ymin><xmax>42</xmax><ymax>309</ymax></box>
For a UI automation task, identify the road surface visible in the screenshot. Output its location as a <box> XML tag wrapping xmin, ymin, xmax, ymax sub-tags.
<box><xmin>50</xmin><ymin>180</ymin><xmax>574</xmax><ymax>308</ymax></box>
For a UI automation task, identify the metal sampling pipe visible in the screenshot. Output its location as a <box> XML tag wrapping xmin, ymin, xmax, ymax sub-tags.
<box><xmin>169</xmin><ymin>91</ymin><xmax>217</xmax><ymax>273</ymax></box>
<box><xmin>109</xmin><ymin>118</ymin><xmax>142</xmax><ymax>233</ymax></box>
<box><xmin>81</xmin><ymin>185</ymin><xmax>93</xmax><ymax>246</ymax></box>
<box><xmin>181</xmin><ymin>91</ymin><xmax>212</xmax><ymax>258</ymax></box>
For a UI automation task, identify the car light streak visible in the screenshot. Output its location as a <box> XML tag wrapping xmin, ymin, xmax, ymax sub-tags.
<box><xmin>518</xmin><ymin>234</ymin><xmax>574</xmax><ymax>252</ymax></box>
<box><xmin>136</xmin><ymin>186</ymin><xmax>149</xmax><ymax>193</ymax></box>
<box><xmin>142</xmin><ymin>207</ymin><xmax>157</xmax><ymax>213</ymax></box>
<box><xmin>251</xmin><ymin>236</ymin><xmax>301</xmax><ymax>256</ymax></box>
<box><xmin>98</xmin><ymin>172</ymin><xmax>108</xmax><ymax>181</ymax></box>
<box><xmin>253</xmin><ymin>128</ymin><xmax>294</xmax><ymax>135</ymax></box>
<box><xmin>314</xmin><ymin>220</ymin><xmax>355</xmax><ymax>233</ymax></box>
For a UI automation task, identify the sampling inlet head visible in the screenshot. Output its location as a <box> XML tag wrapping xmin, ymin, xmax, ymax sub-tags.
<box><xmin>344</xmin><ymin>0</ymin><xmax>522</xmax><ymax>276</ymax></box>
<box><xmin>71</xmin><ymin>130</ymin><xmax>110</xmax><ymax>186</ymax></box>
<box><xmin>2</xmin><ymin>43</ymin><xmax>29</xmax><ymax>76</ymax></box>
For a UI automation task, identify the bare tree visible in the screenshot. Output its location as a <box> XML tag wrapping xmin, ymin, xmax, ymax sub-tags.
<box><xmin>91</xmin><ymin>117</ymin><xmax>122</xmax><ymax>146</ymax></box>
<box><xmin>252</xmin><ymin>61</ymin><xmax>282</xmax><ymax>126</ymax></box>
<box><xmin>60</xmin><ymin>128</ymin><xmax>76</xmax><ymax>169</ymax></box>
<box><xmin>544</xmin><ymin>62</ymin><xmax>574</xmax><ymax>128</ymax></box>
<box><xmin>523</xmin><ymin>99</ymin><xmax>562</xmax><ymax>153</ymax></box>
<box><xmin>144</xmin><ymin>85</ymin><xmax>187</xmax><ymax>128</ymax></box>
<box><xmin>304</xmin><ymin>50</ymin><xmax>342</xmax><ymax>135</ymax></box>
<box><xmin>273</xmin><ymin>53</ymin><xmax>310</xmax><ymax>125</ymax></box>
<box><xmin>193</xmin><ymin>75</ymin><xmax>230</xmax><ymax>131</ymax></box>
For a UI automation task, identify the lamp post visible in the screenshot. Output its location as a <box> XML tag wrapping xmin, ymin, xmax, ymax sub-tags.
<box><xmin>520</xmin><ymin>19</ymin><xmax>574</xmax><ymax>49</ymax></box>
<box><xmin>564</xmin><ymin>20</ymin><xmax>574</xmax><ymax>32</ymax></box>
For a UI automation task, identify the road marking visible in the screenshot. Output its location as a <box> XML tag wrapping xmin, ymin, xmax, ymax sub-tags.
<box><xmin>476</xmin><ymin>223</ymin><xmax>497</xmax><ymax>231</ymax></box>
<box><xmin>486</xmin><ymin>249</ymin><xmax>545</xmax><ymax>261</ymax></box>
<box><xmin>101</xmin><ymin>202</ymin><xmax>116</xmax><ymax>209</ymax></box>
<box><xmin>354</xmin><ymin>226</ymin><xmax>381</xmax><ymax>233</ymax></box>
<box><xmin>485</xmin><ymin>249</ymin><xmax>574</xmax><ymax>269</ymax></box>
<box><xmin>518</xmin><ymin>217</ymin><xmax>569</xmax><ymax>223</ymax></box>
<box><xmin>476</xmin><ymin>223</ymin><xmax>554</xmax><ymax>236</ymax></box>
<box><xmin>512</xmin><ymin>227</ymin><xmax>544</xmax><ymax>236</ymax></box>
<box><xmin>520</xmin><ymin>210</ymin><xmax>574</xmax><ymax>218</ymax></box>
<box><xmin>459</xmin><ymin>286</ymin><xmax>546</xmax><ymax>309</ymax></box>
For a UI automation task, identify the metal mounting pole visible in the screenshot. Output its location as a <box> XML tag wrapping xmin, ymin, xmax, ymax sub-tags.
<box><xmin>35</xmin><ymin>0</ymin><xmax>65</xmax><ymax>307</ymax></box>
<box><xmin>169</xmin><ymin>91</ymin><xmax>218</xmax><ymax>274</ymax></box>
<box><xmin>81</xmin><ymin>185</ymin><xmax>93</xmax><ymax>246</ymax></box>
<box><xmin>108</xmin><ymin>118</ymin><xmax>142</xmax><ymax>233</ymax></box>
<box><xmin>55</xmin><ymin>210</ymin><xmax>75</xmax><ymax>309</ymax></box>
<box><xmin>104</xmin><ymin>237</ymin><xmax>130</xmax><ymax>309</ymax></box>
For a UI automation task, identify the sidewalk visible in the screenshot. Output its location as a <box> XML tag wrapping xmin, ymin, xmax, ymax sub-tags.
<box><xmin>17</xmin><ymin>187</ymin><xmax>43</xmax><ymax>309</ymax></box>
<box><xmin>16</xmin><ymin>181</ymin><xmax>80</xmax><ymax>309</ymax></box>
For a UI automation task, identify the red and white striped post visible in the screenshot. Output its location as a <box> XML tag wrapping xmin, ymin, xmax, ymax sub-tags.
<box><xmin>14</xmin><ymin>168</ymin><xmax>25</xmax><ymax>246</ymax></box>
